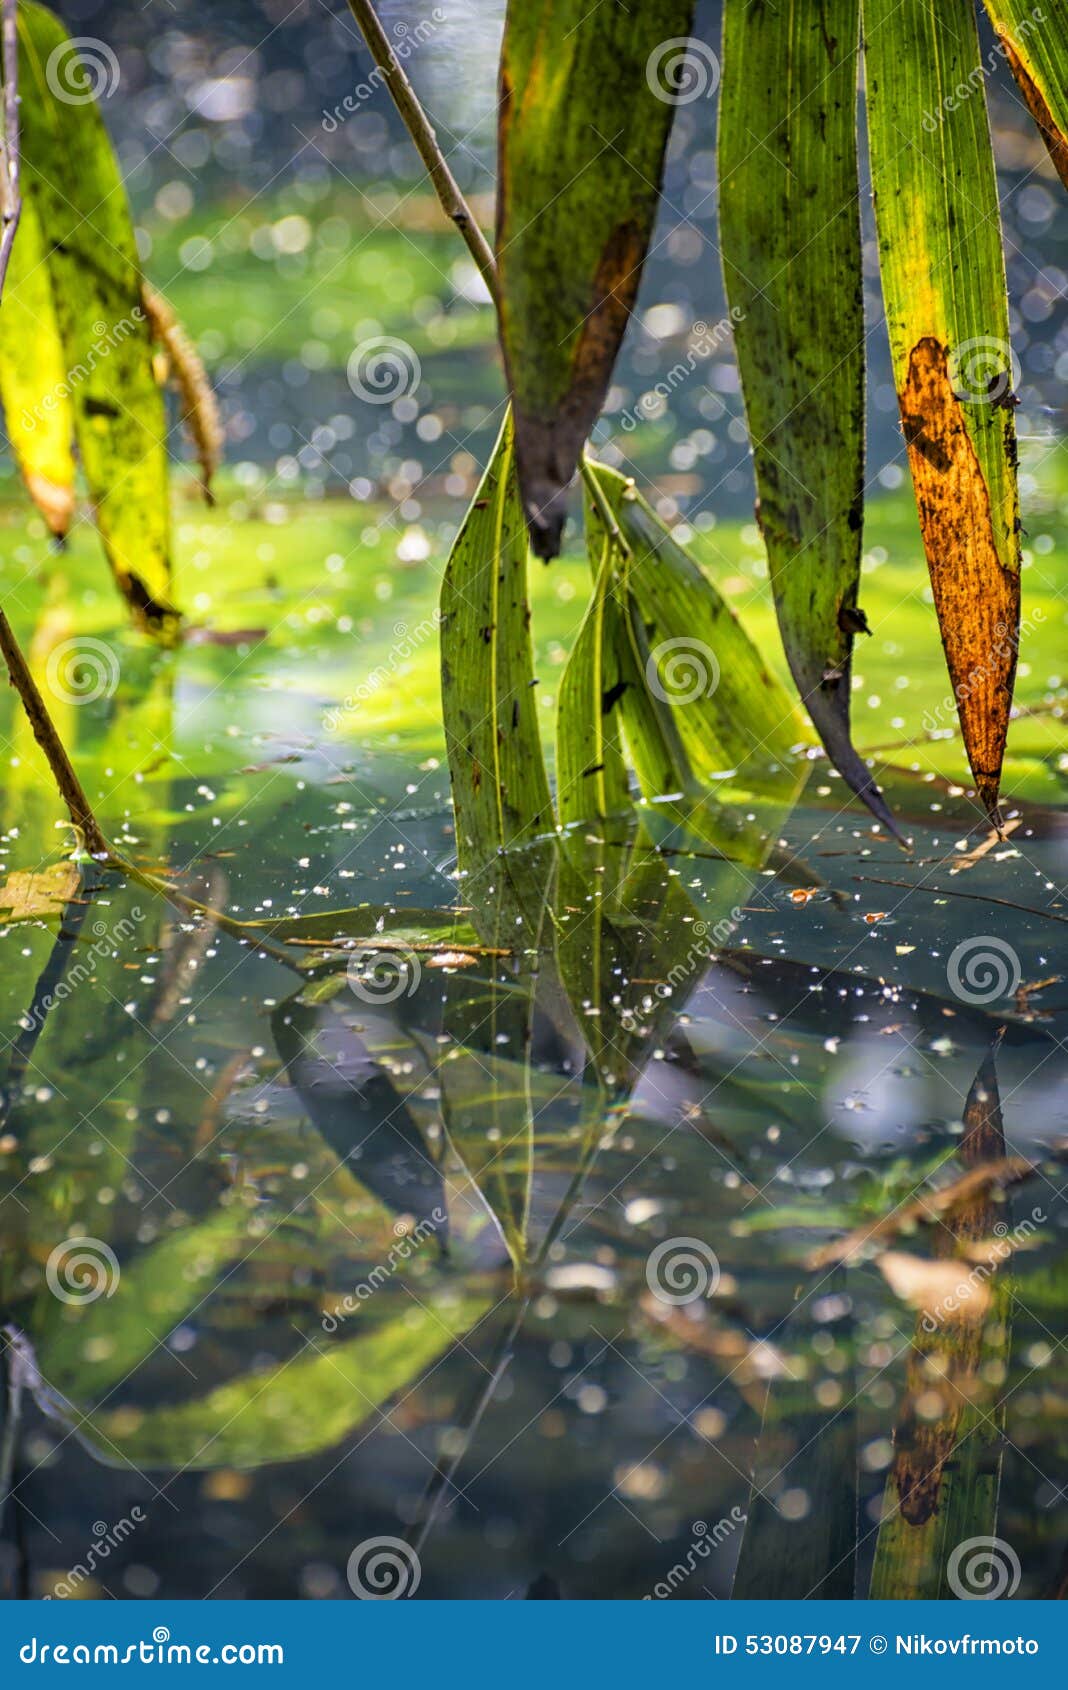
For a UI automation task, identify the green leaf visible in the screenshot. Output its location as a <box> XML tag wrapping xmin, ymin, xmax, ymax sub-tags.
<box><xmin>496</xmin><ymin>0</ymin><xmax>696</xmax><ymax>555</ymax></box>
<box><xmin>82</xmin><ymin>1294</ymin><xmax>493</xmax><ymax>1469</ymax></box>
<box><xmin>719</xmin><ymin>0</ymin><xmax>896</xmax><ymax>835</ymax></box>
<box><xmin>35</xmin><ymin>1207</ymin><xmax>254</xmax><ymax>1402</ymax></box>
<box><xmin>17</xmin><ymin>3</ymin><xmax>178</xmax><ymax>640</ymax></box>
<box><xmin>0</xmin><ymin>193</ymin><xmax>75</xmax><ymax>538</ymax></box>
<box><xmin>865</xmin><ymin>0</ymin><xmax>1021</xmax><ymax>822</ymax></box>
<box><xmin>982</xmin><ymin>0</ymin><xmax>1068</xmax><ymax>186</ymax></box>
<box><xmin>584</xmin><ymin>464</ymin><xmax>808</xmax><ymax>796</ymax></box>
<box><xmin>555</xmin><ymin>539</ymin><xmax>631</xmax><ymax>829</ymax></box>
<box><xmin>440</xmin><ymin>411</ymin><xmax>553</xmax><ymax>873</ymax></box>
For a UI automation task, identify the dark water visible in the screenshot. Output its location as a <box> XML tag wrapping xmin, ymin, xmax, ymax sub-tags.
<box><xmin>0</xmin><ymin>0</ymin><xmax>1065</xmax><ymax>1605</ymax></box>
<box><xmin>1</xmin><ymin>728</ymin><xmax>1066</xmax><ymax>1598</ymax></box>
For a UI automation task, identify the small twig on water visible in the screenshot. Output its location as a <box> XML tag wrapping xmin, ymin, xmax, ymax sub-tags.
<box><xmin>854</xmin><ymin>874</ymin><xmax>1068</xmax><ymax>927</ymax></box>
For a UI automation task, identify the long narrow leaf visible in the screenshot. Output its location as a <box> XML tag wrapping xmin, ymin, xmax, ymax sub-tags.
<box><xmin>719</xmin><ymin>0</ymin><xmax>896</xmax><ymax>834</ymax></box>
<box><xmin>80</xmin><ymin>1295</ymin><xmax>493</xmax><ymax>1469</ymax></box>
<box><xmin>0</xmin><ymin>194</ymin><xmax>75</xmax><ymax>538</ymax></box>
<box><xmin>865</xmin><ymin>0</ymin><xmax>1021</xmax><ymax>822</ymax></box>
<box><xmin>496</xmin><ymin>0</ymin><xmax>696</xmax><ymax>555</ymax></box>
<box><xmin>982</xmin><ymin>0</ymin><xmax>1068</xmax><ymax>186</ymax></box>
<box><xmin>440</xmin><ymin>412</ymin><xmax>553</xmax><ymax>871</ymax></box>
<box><xmin>588</xmin><ymin>465</ymin><xmax>808</xmax><ymax>791</ymax></box>
<box><xmin>556</xmin><ymin>531</ymin><xmax>631</xmax><ymax>828</ymax></box>
<box><xmin>17</xmin><ymin>4</ymin><xmax>178</xmax><ymax>638</ymax></box>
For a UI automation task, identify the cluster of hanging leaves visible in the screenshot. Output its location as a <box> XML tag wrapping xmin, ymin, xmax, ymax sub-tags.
<box><xmin>454</xmin><ymin>0</ymin><xmax>1068</xmax><ymax>847</ymax></box>
<box><xmin>0</xmin><ymin>3</ymin><xmax>219</xmax><ymax>642</ymax></box>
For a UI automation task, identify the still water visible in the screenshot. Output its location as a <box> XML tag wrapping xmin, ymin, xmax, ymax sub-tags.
<box><xmin>0</xmin><ymin>517</ymin><xmax>1065</xmax><ymax>1597</ymax></box>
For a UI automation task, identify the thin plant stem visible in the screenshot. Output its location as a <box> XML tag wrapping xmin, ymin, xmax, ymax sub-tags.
<box><xmin>0</xmin><ymin>0</ymin><xmax>20</xmax><ymax>301</ymax></box>
<box><xmin>344</xmin><ymin>0</ymin><xmax>499</xmax><ymax>310</ymax></box>
<box><xmin>0</xmin><ymin>610</ymin><xmax>300</xmax><ymax>965</ymax></box>
<box><xmin>344</xmin><ymin>0</ymin><xmax>620</xmax><ymax>506</ymax></box>
<box><xmin>0</xmin><ymin>610</ymin><xmax>106</xmax><ymax>856</ymax></box>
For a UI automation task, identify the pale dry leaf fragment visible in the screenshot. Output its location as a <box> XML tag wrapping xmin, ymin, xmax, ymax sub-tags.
<box><xmin>876</xmin><ymin>1249</ymin><xmax>990</xmax><ymax>1323</ymax></box>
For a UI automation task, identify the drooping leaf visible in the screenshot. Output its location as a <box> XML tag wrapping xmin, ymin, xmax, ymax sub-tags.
<box><xmin>0</xmin><ymin>194</ymin><xmax>75</xmax><ymax>538</ymax></box>
<box><xmin>569</xmin><ymin>464</ymin><xmax>814</xmax><ymax>877</ymax></box>
<box><xmin>584</xmin><ymin>464</ymin><xmax>808</xmax><ymax>796</ymax></box>
<box><xmin>17</xmin><ymin>3</ymin><xmax>179</xmax><ymax>639</ymax></box>
<box><xmin>496</xmin><ymin>0</ymin><xmax>696</xmax><ymax>555</ymax></box>
<box><xmin>982</xmin><ymin>0</ymin><xmax>1068</xmax><ymax>186</ymax></box>
<box><xmin>865</xmin><ymin>0</ymin><xmax>1021</xmax><ymax>822</ymax></box>
<box><xmin>719</xmin><ymin>0</ymin><xmax>896</xmax><ymax>835</ymax></box>
<box><xmin>440</xmin><ymin>411</ymin><xmax>553</xmax><ymax>872</ymax></box>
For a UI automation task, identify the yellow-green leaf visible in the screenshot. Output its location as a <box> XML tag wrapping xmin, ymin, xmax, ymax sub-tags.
<box><xmin>440</xmin><ymin>411</ymin><xmax>553</xmax><ymax>871</ymax></box>
<box><xmin>0</xmin><ymin>193</ymin><xmax>75</xmax><ymax>537</ymax></box>
<box><xmin>17</xmin><ymin>3</ymin><xmax>179</xmax><ymax>639</ymax></box>
<box><xmin>982</xmin><ymin>0</ymin><xmax>1068</xmax><ymax>186</ymax></box>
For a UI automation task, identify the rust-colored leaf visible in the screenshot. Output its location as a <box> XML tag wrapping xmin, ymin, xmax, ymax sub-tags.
<box><xmin>898</xmin><ymin>339</ymin><xmax>1020</xmax><ymax>820</ymax></box>
<box><xmin>866</xmin><ymin>0</ymin><xmax>1022</xmax><ymax>825</ymax></box>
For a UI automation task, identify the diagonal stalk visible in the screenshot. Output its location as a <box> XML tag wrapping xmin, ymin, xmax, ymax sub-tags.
<box><xmin>344</xmin><ymin>0</ymin><xmax>499</xmax><ymax>309</ymax></box>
